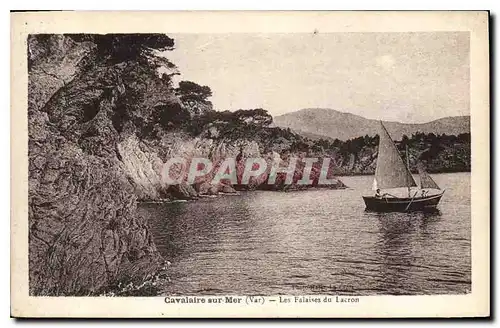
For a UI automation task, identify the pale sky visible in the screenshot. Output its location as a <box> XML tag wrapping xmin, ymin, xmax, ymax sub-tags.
<box><xmin>166</xmin><ymin>32</ymin><xmax>469</xmax><ymax>123</ymax></box>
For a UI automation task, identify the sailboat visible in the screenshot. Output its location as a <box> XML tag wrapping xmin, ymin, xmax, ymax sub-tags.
<box><xmin>362</xmin><ymin>121</ymin><xmax>445</xmax><ymax>212</ymax></box>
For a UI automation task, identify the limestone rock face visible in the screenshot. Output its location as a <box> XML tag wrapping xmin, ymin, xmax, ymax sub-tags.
<box><xmin>28</xmin><ymin>35</ymin><xmax>163</xmax><ymax>295</ymax></box>
<box><xmin>29</xmin><ymin>144</ymin><xmax>162</xmax><ymax>295</ymax></box>
<box><xmin>117</xmin><ymin>136</ymin><xmax>167</xmax><ymax>200</ymax></box>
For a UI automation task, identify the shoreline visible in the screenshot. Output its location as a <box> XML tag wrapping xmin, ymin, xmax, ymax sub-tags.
<box><xmin>336</xmin><ymin>170</ymin><xmax>471</xmax><ymax>178</ymax></box>
<box><xmin>136</xmin><ymin>171</ymin><xmax>469</xmax><ymax>204</ymax></box>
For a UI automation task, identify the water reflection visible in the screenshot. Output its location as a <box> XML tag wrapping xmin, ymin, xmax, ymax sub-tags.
<box><xmin>144</xmin><ymin>196</ymin><xmax>254</xmax><ymax>262</ymax></box>
<box><xmin>369</xmin><ymin>209</ymin><xmax>443</xmax><ymax>294</ymax></box>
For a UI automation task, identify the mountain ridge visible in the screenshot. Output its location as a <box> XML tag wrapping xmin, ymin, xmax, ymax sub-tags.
<box><xmin>273</xmin><ymin>108</ymin><xmax>470</xmax><ymax>141</ymax></box>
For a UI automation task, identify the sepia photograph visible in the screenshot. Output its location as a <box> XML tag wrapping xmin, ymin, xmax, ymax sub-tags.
<box><xmin>11</xmin><ymin>11</ymin><xmax>490</xmax><ymax>318</ymax></box>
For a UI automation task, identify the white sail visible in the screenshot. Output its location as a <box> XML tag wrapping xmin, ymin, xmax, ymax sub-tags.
<box><xmin>417</xmin><ymin>163</ymin><xmax>440</xmax><ymax>190</ymax></box>
<box><xmin>373</xmin><ymin>121</ymin><xmax>417</xmax><ymax>190</ymax></box>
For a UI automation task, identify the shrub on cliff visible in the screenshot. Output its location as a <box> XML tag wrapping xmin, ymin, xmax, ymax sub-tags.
<box><xmin>174</xmin><ymin>80</ymin><xmax>214</xmax><ymax>116</ymax></box>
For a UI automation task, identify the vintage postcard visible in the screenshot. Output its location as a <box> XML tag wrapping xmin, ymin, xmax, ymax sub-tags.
<box><xmin>11</xmin><ymin>11</ymin><xmax>489</xmax><ymax>318</ymax></box>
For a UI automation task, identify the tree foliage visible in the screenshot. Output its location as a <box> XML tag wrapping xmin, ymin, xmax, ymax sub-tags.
<box><xmin>186</xmin><ymin>108</ymin><xmax>274</xmax><ymax>137</ymax></box>
<box><xmin>233</xmin><ymin>108</ymin><xmax>273</xmax><ymax>127</ymax></box>
<box><xmin>66</xmin><ymin>33</ymin><xmax>176</xmax><ymax>64</ymax></box>
<box><xmin>153</xmin><ymin>103</ymin><xmax>191</xmax><ymax>130</ymax></box>
<box><xmin>176</xmin><ymin>81</ymin><xmax>213</xmax><ymax>102</ymax></box>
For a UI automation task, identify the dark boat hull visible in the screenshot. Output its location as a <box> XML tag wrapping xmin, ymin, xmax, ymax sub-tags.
<box><xmin>363</xmin><ymin>193</ymin><xmax>443</xmax><ymax>212</ymax></box>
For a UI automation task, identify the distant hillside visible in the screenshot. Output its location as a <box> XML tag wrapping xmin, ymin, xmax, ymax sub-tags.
<box><xmin>274</xmin><ymin>108</ymin><xmax>470</xmax><ymax>140</ymax></box>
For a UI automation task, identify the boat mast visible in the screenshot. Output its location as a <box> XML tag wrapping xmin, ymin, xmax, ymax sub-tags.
<box><xmin>405</xmin><ymin>144</ymin><xmax>410</xmax><ymax>197</ymax></box>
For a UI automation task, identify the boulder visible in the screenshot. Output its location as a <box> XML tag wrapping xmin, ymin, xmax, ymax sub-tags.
<box><xmin>168</xmin><ymin>184</ymin><xmax>198</xmax><ymax>200</ymax></box>
<box><xmin>219</xmin><ymin>184</ymin><xmax>237</xmax><ymax>194</ymax></box>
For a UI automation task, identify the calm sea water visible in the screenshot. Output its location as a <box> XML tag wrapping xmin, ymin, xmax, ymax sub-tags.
<box><xmin>139</xmin><ymin>172</ymin><xmax>471</xmax><ymax>295</ymax></box>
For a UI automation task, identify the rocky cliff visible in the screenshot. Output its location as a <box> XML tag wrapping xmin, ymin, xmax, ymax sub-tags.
<box><xmin>28</xmin><ymin>35</ymin><xmax>172</xmax><ymax>295</ymax></box>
